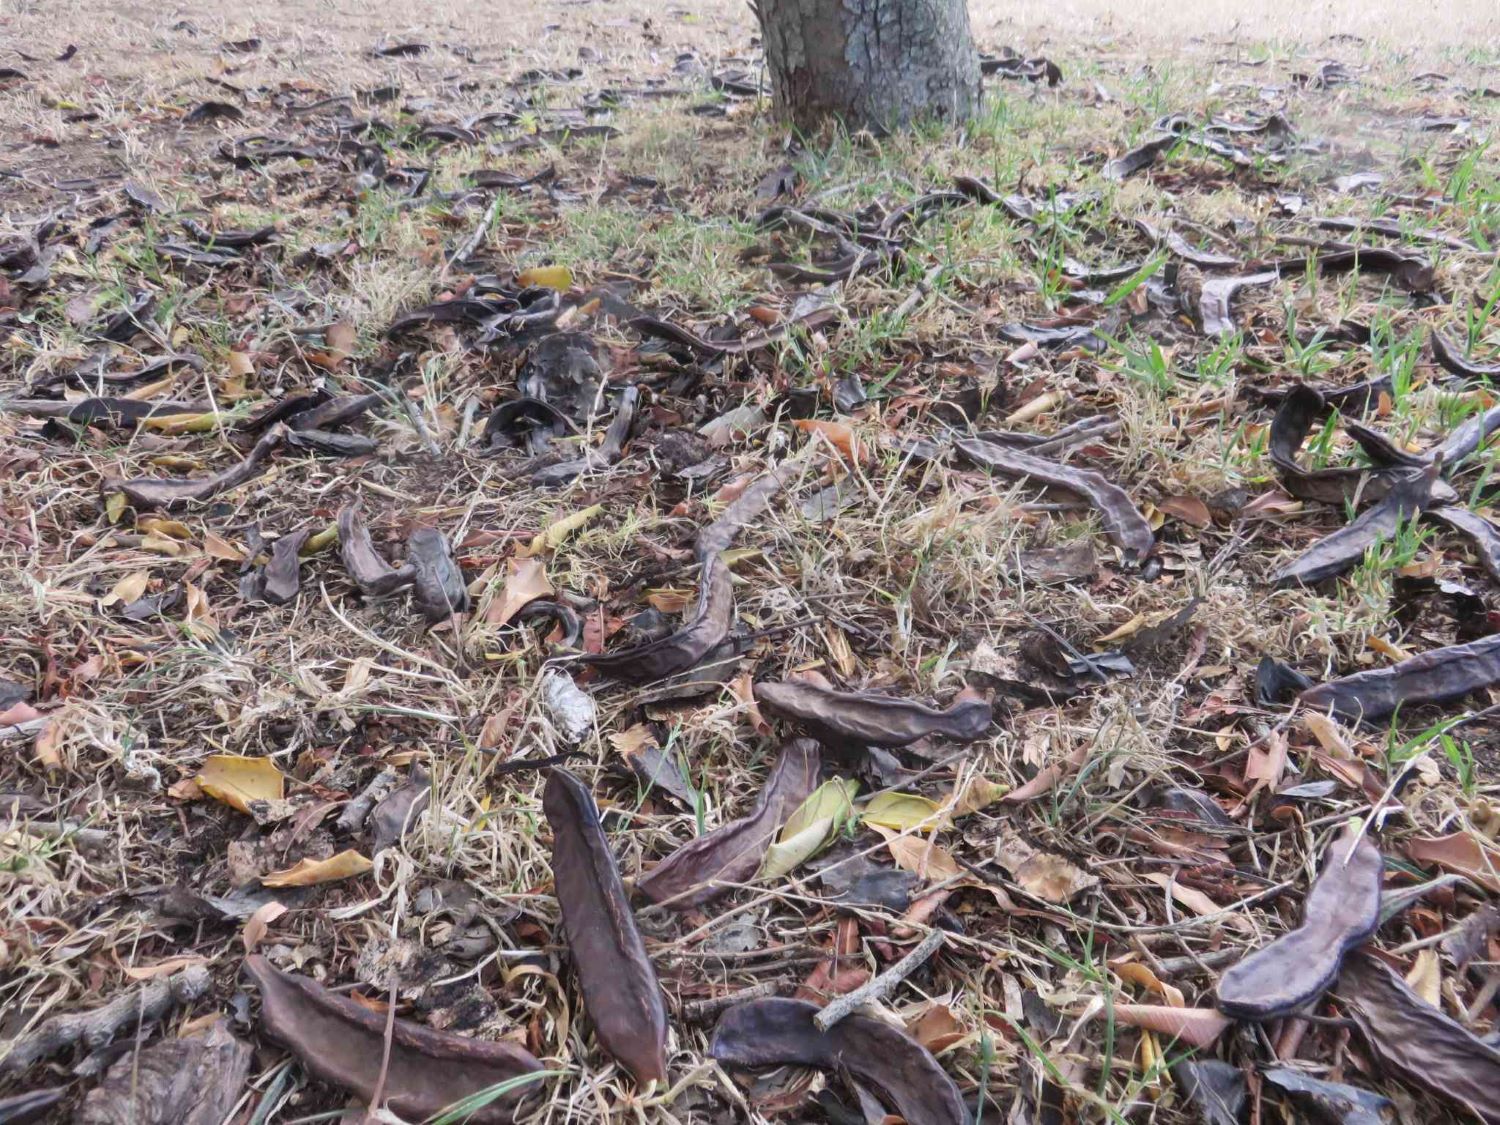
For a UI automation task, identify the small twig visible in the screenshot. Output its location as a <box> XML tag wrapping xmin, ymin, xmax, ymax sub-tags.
<box><xmin>891</xmin><ymin>263</ymin><xmax>944</xmax><ymax>320</ymax></box>
<box><xmin>444</xmin><ymin>192</ymin><xmax>502</xmax><ymax>277</ymax></box>
<box><xmin>680</xmin><ymin>982</ymin><xmax>780</xmax><ymax>1023</ymax></box>
<box><xmin>813</xmin><ymin>929</ymin><xmax>944</xmax><ymax>1031</ymax></box>
<box><xmin>364</xmin><ymin>974</ymin><xmax>400</xmax><ymax>1121</ymax></box>
<box><xmin>336</xmin><ymin>767</ymin><xmax>398</xmax><ymax>834</ymax></box>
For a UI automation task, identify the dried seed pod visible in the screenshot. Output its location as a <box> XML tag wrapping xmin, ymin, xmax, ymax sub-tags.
<box><xmin>543</xmin><ymin>769</ymin><xmax>669</xmax><ymax>1085</ymax></box>
<box><xmin>578</xmin><ymin>550</ymin><xmax>732</xmax><ymax>682</ymax></box>
<box><xmin>1300</xmin><ymin>632</ymin><xmax>1500</xmax><ymax>722</ymax></box>
<box><xmin>104</xmin><ymin>427</ymin><xmax>283</xmax><ymax>511</ymax></box>
<box><xmin>754</xmin><ymin>679</ymin><xmax>991</xmax><ymax>748</ymax></box>
<box><xmin>1216</xmin><ymin>828</ymin><xmax>1382</xmax><ymax>1019</ymax></box>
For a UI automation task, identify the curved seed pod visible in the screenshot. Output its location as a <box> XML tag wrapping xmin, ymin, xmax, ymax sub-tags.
<box><xmin>697</xmin><ymin>465</ymin><xmax>796</xmax><ymax>556</ymax></box>
<box><xmin>1432</xmin><ymin>330</ymin><xmax>1500</xmax><ymax>382</ymax></box>
<box><xmin>1433</xmin><ymin>405</ymin><xmax>1500</xmax><ymax>468</ymax></box>
<box><xmin>630</xmin><ymin>306</ymin><xmax>838</xmax><ymax>356</ymax></box>
<box><xmin>1215</xmin><ymin>828</ymin><xmax>1382</xmax><ymax>1019</ymax></box>
<box><xmin>243</xmin><ymin>955</ymin><xmax>544</xmax><ymax>1123</ymax></box>
<box><xmin>1300</xmin><ymin>633</ymin><xmax>1500</xmax><ymax>722</ymax></box>
<box><xmin>1271</xmin><ymin>464</ymin><xmax>1436</xmax><ymax>587</ymax></box>
<box><xmin>104</xmin><ymin>426</ymin><xmax>283</xmax><ymax>511</ymax></box>
<box><xmin>1426</xmin><ymin>506</ymin><xmax>1500</xmax><ymax>582</ymax></box>
<box><xmin>337</xmin><ymin>505</ymin><xmax>413</xmax><ymax>597</ymax></box>
<box><xmin>1337</xmin><ymin>950</ymin><xmax>1500</xmax><ymax>1125</ymax></box>
<box><xmin>543</xmin><ymin>769</ymin><xmax>669</xmax><ymax>1086</ymax></box>
<box><xmin>1197</xmin><ymin>270</ymin><xmax>1279</xmax><ymax>336</ymax></box>
<box><xmin>407</xmin><ymin>527</ymin><xmax>470</xmax><ymax>621</ymax></box>
<box><xmin>956</xmin><ymin>437</ymin><xmax>1153</xmax><ymax>561</ymax></box>
<box><xmin>262</xmin><ymin>528</ymin><xmax>312</xmax><ymax>605</ymax></box>
<box><xmin>710</xmin><ymin>998</ymin><xmax>967</xmax><ymax>1125</ymax></box>
<box><xmin>754</xmin><ymin>680</ymin><xmax>991</xmax><ymax>748</ymax></box>
<box><xmin>578</xmin><ymin>551</ymin><xmax>731</xmax><ymax>682</ymax></box>
<box><xmin>285</xmin><ymin>392</ymin><xmax>383</xmax><ymax>432</ymax></box>
<box><xmin>637</xmin><ymin>739</ymin><xmax>820</xmax><ymax>908</ymax></box>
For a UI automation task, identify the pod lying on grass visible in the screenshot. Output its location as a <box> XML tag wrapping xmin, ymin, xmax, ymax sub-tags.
<box><xmin>543</xmin><ymin>769</ymin><xmax>669</xmax><ymax>1086</ymax></box>
<box><xmin>578</xmin><ymin>550</ymin><xmax>732</xmax><ymax>682</ymax></box>
<box><xmin>754</xmin><ymin>679</ymin><xmax>992</xmax><ymax>748</ymax></box>
<box><xmin>1338</xmin><ymin>951</ymin><xmax>1500</xmax><ymax>1125</ymax></box>
<box><xmin>244</xmin><ymin>955</ymin><xmax>545</xmax><ymax>1123</ymax></box>
<box><xmin>104</xmin><ymin>426</ymin><xmax>283</xmax><ymax>511</ymax></box>
<box><xmin>1216</xmin><ymin>828</ymin><xmax>1382</xmax><ymax>1019</ymax></box>
<box><xmin>710</xmin><ymin>998</ymin><xmax>967</xmax><ymax>1125</ymax></box>
<box><xmin>337</xmin><ymin>504</ymin><xmax>412</xmax><ymax>597</ymax></box>
<box><xmin>1271</xmin><ymin>463</ymin><xmax>1436</xmax><ymax>587</ymax></box>
<box><xmin>1300</xmin><ymin>633</ymin><xmax>1500</xmax><ymax>722</ymax></box>
<box><xmin>637</xmin><ymin>739</ymin><xmax>820</xmax><ymax>908</ymax></box>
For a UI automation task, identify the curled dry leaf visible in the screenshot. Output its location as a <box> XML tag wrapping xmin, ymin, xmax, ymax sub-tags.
<box><xmin>1299</xmin><ymin>633</ymin><xmax>1500</xmax><ymax>722</ymax></box>
<box><xmin>241</xmin><ymin>900</ymin><xmax>287</xmax><ymax>953</ymax></box>
<box><xmin>753</xmin><ymin>679</ymin><xmax>991</xmax><ymax>748</ymax></box>
<box><xmin>244</xmin><ymin>955</ymin><xmax>545</xmax><ymax>1123</ymax></box>
<box><xmin>710</xmin><ymin>998</ymin><xmax>968</xmax><ymax>1125</ymax></box>
<box><xmin>484</xmin><ymin>556</ymin><xmax>554</xmax><ymax>626</ymax></box>
<box><xmin>261</xmin><ymin>849</ymin><xmax>373</xmax><ymax>887</ymax></box>
<box><xmin>760</xmin><ymin>776</ymin><xmax>858</xmax><ymax>880</ymax></box>
<box><xmin>1110</xmin><ymin>1005</ymin><xmax>1230</xmax><ymax>1049</ymax></box>
<box><xmin>104</xmin><ymin>427</ymin><xmax>283</xmax><ymax>511</ymax></box>
<box><xmin>579</xmin><ymin>551</ymin><xmax>732</xmax><ymax>682</ymax></box>
<box><xmin>1338</xmin><ymin>951</ymin><xmax>1500</xmax><ymax>1125</ymax></box>
<box><xmin>1405</xmin><ymin>831</ymin><xmax>1500</xmax><ymax>893</ymax></box>
<box><xmin>637</xmin><ymin>739</ymin><xmax>820</xmax><ymax>908</ymax></box>
<box><xmin>956</xmin><ymin>437</ymin><xmax>1154</xmax><ymax>562</ymax></box>
<box><xmin>195</xmin><ymin>754</ymin><xmax>285</xmax><ymax>814</ymax></box>
<box><xmin>996</xmin><ymin>832</ymin><xmax>1097</xmax><ymax>904</ymax></box>
<box><xmin>1216</xmin><ymin>827</ymin><xmax>1382</xmax><ymax>1019</ymax></box>
<box><xmin>543</xmin><ymin>768</ymin><xmax>668</xmax><ymax>1085</ymax></box>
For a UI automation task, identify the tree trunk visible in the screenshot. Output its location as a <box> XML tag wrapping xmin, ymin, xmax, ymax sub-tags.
<box><xmin>756</xmin><ymin>0</ymin><xmax>980</xmax><ymax>133</ymax></box>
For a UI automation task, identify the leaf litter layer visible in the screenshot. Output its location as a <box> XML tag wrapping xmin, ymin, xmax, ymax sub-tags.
<box><xmin>1</xmin><ymin>5</ymin><xmax>1500</xmax><ymax>1125</ymax></box>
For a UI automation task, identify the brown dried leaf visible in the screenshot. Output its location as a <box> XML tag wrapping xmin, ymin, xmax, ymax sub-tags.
<box><xmin>483</xmin><ymin>557</ymin><xmax>554</xmax><ymax>626</ymax></box>
<box><xmin>1111</xmin><ymin>1005</ymin><xmax>1230</xmax><ymax>1049</ymax></box>
<box><xmin>1406</xmin><ymin>831</ymin><xmax>1500</xmax><ymax>893</ymax></box>
<box><xmin>261</xmin><ymin>849</ymin><xmax>373</xmax><ymax>887</ymax></box>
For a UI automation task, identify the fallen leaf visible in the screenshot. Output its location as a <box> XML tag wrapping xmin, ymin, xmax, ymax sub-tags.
<box><xmin>1111</xmin><ymin>1005</ymin><xmax>1229</xmax><ymax>1049</ymax></box>
<box><xmin>242</xmin><ymin>900</ymin><xmax>287</xmax><ymax>953</ymax></box>
<box><xmin>646</xmin><ymin>587</ymin><xmax>694</xmax><ymax>614</ymax></box>
<box><xmin>1406</xmin><ymin>948</ymin><xmax>1441</xmax><ymax>1007</ymax></box>
<box><xmin>1406</xmin><ymin>832</ymin><xmax>1500</xmax><ymax>893</ymax></box>
<box><xmin>949</xmin><ymin>775</ymin><xmax>1008</xmax><ymax>816</ymax></box>
<box><xmin>1156</xmin><ymin>494</ymin><xmax>1212</xmax><ymax>528</ymax></box>
<box><xmin>1244</xmin><ymin>730</ymin><xmax>1288</xmax><ymax>795</ymax></box>
<box><xmin>874</xmin><ymin>825</ymin><xmax>963</xmax><ymax>882</ymax></box>
<box><xmin>518</xmin><ymin>264</ymin><xmax>573</xmax><ymax>290</ymax></box>
<box><xmin>520</xmin><ymin>504</ymin><xmax>602</xmax><ymax>557</ymax></box>
<box><xmin>100</xmin><ymin>571</ymin><xmax>151</xmax><ymax>608</ymax></box>
<box><xmin>792</xmin><ymin>418</ymin><xmax>861</xmax><ymax>461</ymax></box>
<box><xmin>262</xmin><ymin>849</ymin><xmax>374</xmax><ymax>887</ymax></box>
<box><xmin>196</xmin><ymin>755</ymin><xmax>285</xmax><ymax>814</ymax></box>
<box><xmin>1142</xmin><ymin>872</ymin><xmax>1254</xmax><ymax>933</ymax></box>
<box><xmin>483</xmin><ymin>556</ymin><xmax>554</xmax><ymax>625</ymax></box>
<box><xmin>861</xmin><ymin>791</ymin><xmax>944</xmax><ymax>833</ymax></box>
<box><xmin>137</xmin><ymin>517</ymin><xmax>192</xmax><ymax>540</ymax></box>
<box><xmin>1110</xmin><ymin>959</ymin><xmax>1185</xmax><ymax>1007</ymax></box>
<box><xmin>121</xmin><ymin>954</ymin><xmax>210</xmax><ymax>981</ymax></box>
<box><xmin>203</xmin><ymin>532</ymin><xmax>243</xmax><ymax>561</ymax></box>
<box><xmin>608</xmin><ymin>723</ymin><xmax>658</xmax><ymax>758</ymax></box>
<box><xmin>997</xmin><ymin>835</ymin><xmax>1097</xmax><ymax>904</ymax></box>
<box><xmin>760</xmin><ymin>778</ymin><xmax>857</xmax><ymax>880</ymax></box>
<box><xmin>906</xmin><ymin>1002</ymin><xmax>966</xmax><ymax>1053</ymax></box>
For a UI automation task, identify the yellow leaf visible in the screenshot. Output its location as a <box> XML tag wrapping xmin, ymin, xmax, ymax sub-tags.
<box><xmin>141</xmin><ymin>412</ymin><xmax>224</xmax><ymax>435</ymax></box>
<box><xmin>227</xmin><ymin>350</ymin><xmax>256</xmax><ymax>379</ymax></box>
<box><xmin>139</xmin><ymin>532</ymin><xmax>184</xmax><ymax>556</ymax></box>
<box><xmin>950</xmin><ymin>776</ymin><xmax>1008</xmax><ymax>816</ymax></box>
<box><xmin>760</xmin><ymin>777</ymin><xmax>857</xmax><ymax>880</ymax></box>
<box><xmin>520</xmin><ymin>504</ymin><xmax>602</xmax><ymax>557</ymax></box>
<box><xmin>183</xmin><ymin>581</ymin><xmax>218</xmax><ymax>638</ymax></box>
<box><xmin>873</xmin><ymin>825</ymin><xmax>962</xmax><ymax>882</ymax></box>
<box><xmin>262</xmin><ymin>849</ymin><xmax>373</xmax><ymax>887</ymax></box>
<box><xmin>300</xmin><ymin>524</ymin><xmax>339</xmax><ymax>555</ymax></box>
<box><xmin>137</xmin><ymin>517</ymin><xmax>192</xmax><ymax>540</ymax></box>
<box><xmin>861</xmin><ymin>791</ymin><xmax>943</xmax><ymax>833</ymax></box>
<box><xmin>196</xmin><ymin>754</ymin><xmax>285</xmax><ymax>813</ymax></box>
<box><xmin>518</xmin><ymin>264</ymin><xmax>573</xmax><ymax>290</ymax></box>
<box><xmin>101</xmin><ymin>571</ymin><xmax>151</xmax><ymax>608</ymax></box>
<box><xmin>646</xmin><ymin>587</ymin><xmax>694</xmax><ymax>614</ymax></box>
<box><xmin>483</xmin><ymin>556</ymin><xmax>555</xmax><ymax>625</ymax></box>
<box><xmin>105</xmin><ymin>491</ymin><xmax>127</xmax><ymax>523</ymax></box>
<box><xmin>203</xmin><ymin>532</ymin><xmax>243</xmax><ymax>562</ymax></box>
<box><xmin>1096</xmin><ymin>613</ymin><xmax>1147</xmax><ymax>645</ymax></box>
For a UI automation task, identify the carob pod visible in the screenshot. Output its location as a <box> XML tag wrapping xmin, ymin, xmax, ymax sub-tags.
<box><xmin>406</xmin><ymin>527</ymin><xmax>470</xmax><ymax>621</ymax></box>
<box><xmin>243</xmin><ymin>955</ymin><xmax>544</xmax><ymax>1123</ymax></box>
<box><xmin>337</xmin><ymin>505</ymin><xmax>413</xmax><ymax>597</ymax></box>
<box><xmin>1432</xmin><ymin>330</ymin><xmax>1500</xmax><ymax>382</ymax></box>
<box><xmin>1215</xmin><ymin>827</ymin><xmax>1382</xmax><ymax>1019</ymax></box>
<box><xmin>543</xmin><ymin>768</ymin><xmax>669</xmax><ymax>1086</ymax></box>
<box><xmin>710</xmin><ymin>998</ymin><xmax>967</xmax><ymax>1125</ymax></box>
<box><xmin>577</xmin><ymin>550</ymin><xmax>732</xmax><ymax>682</ymax></box>
<box><xmin>1271</xmin><ymin>462</ymin><xmax>1437</xmax><ymax>586</ymax></box>
<box><xmin>637</xmin><ymin>739</ymin><xmax>820</xmax><ymax>908</ymax></box>
<box><xmin>1337</xmin><ymin>950</ymin><xmax>1500</xmax><ymax>1125</ymax></box>
<box><xmin>754</xmin><ymin>679</ymin><xmax>991</xmax><ymax>748</ymax></box>
<box><xmin>1300</xmin><ymin>632</ymin><xmax>1500</xmax><ymax>722</ymax></box>
<box><xmin>955</xmin><ymin>437</ymin><xmax>1153</xmax><ymax>562</ymax></box>
<box><xmin>103</xmin><ymin>426</ymin><xmax>283</xmax><ymax>511</ymax></box>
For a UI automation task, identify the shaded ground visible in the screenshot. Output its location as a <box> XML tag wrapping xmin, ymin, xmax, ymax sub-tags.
<box><xmin>2</xmin><ymin>2</ymin><xmax>1500</xmax><ymax>1124</ymax></box>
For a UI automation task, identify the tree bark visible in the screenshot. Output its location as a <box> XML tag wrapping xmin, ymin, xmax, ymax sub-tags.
<box><xmin>756</xmin><ymin>0</ymin><xmax>980</xmax><ymax>133</ymax></box>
